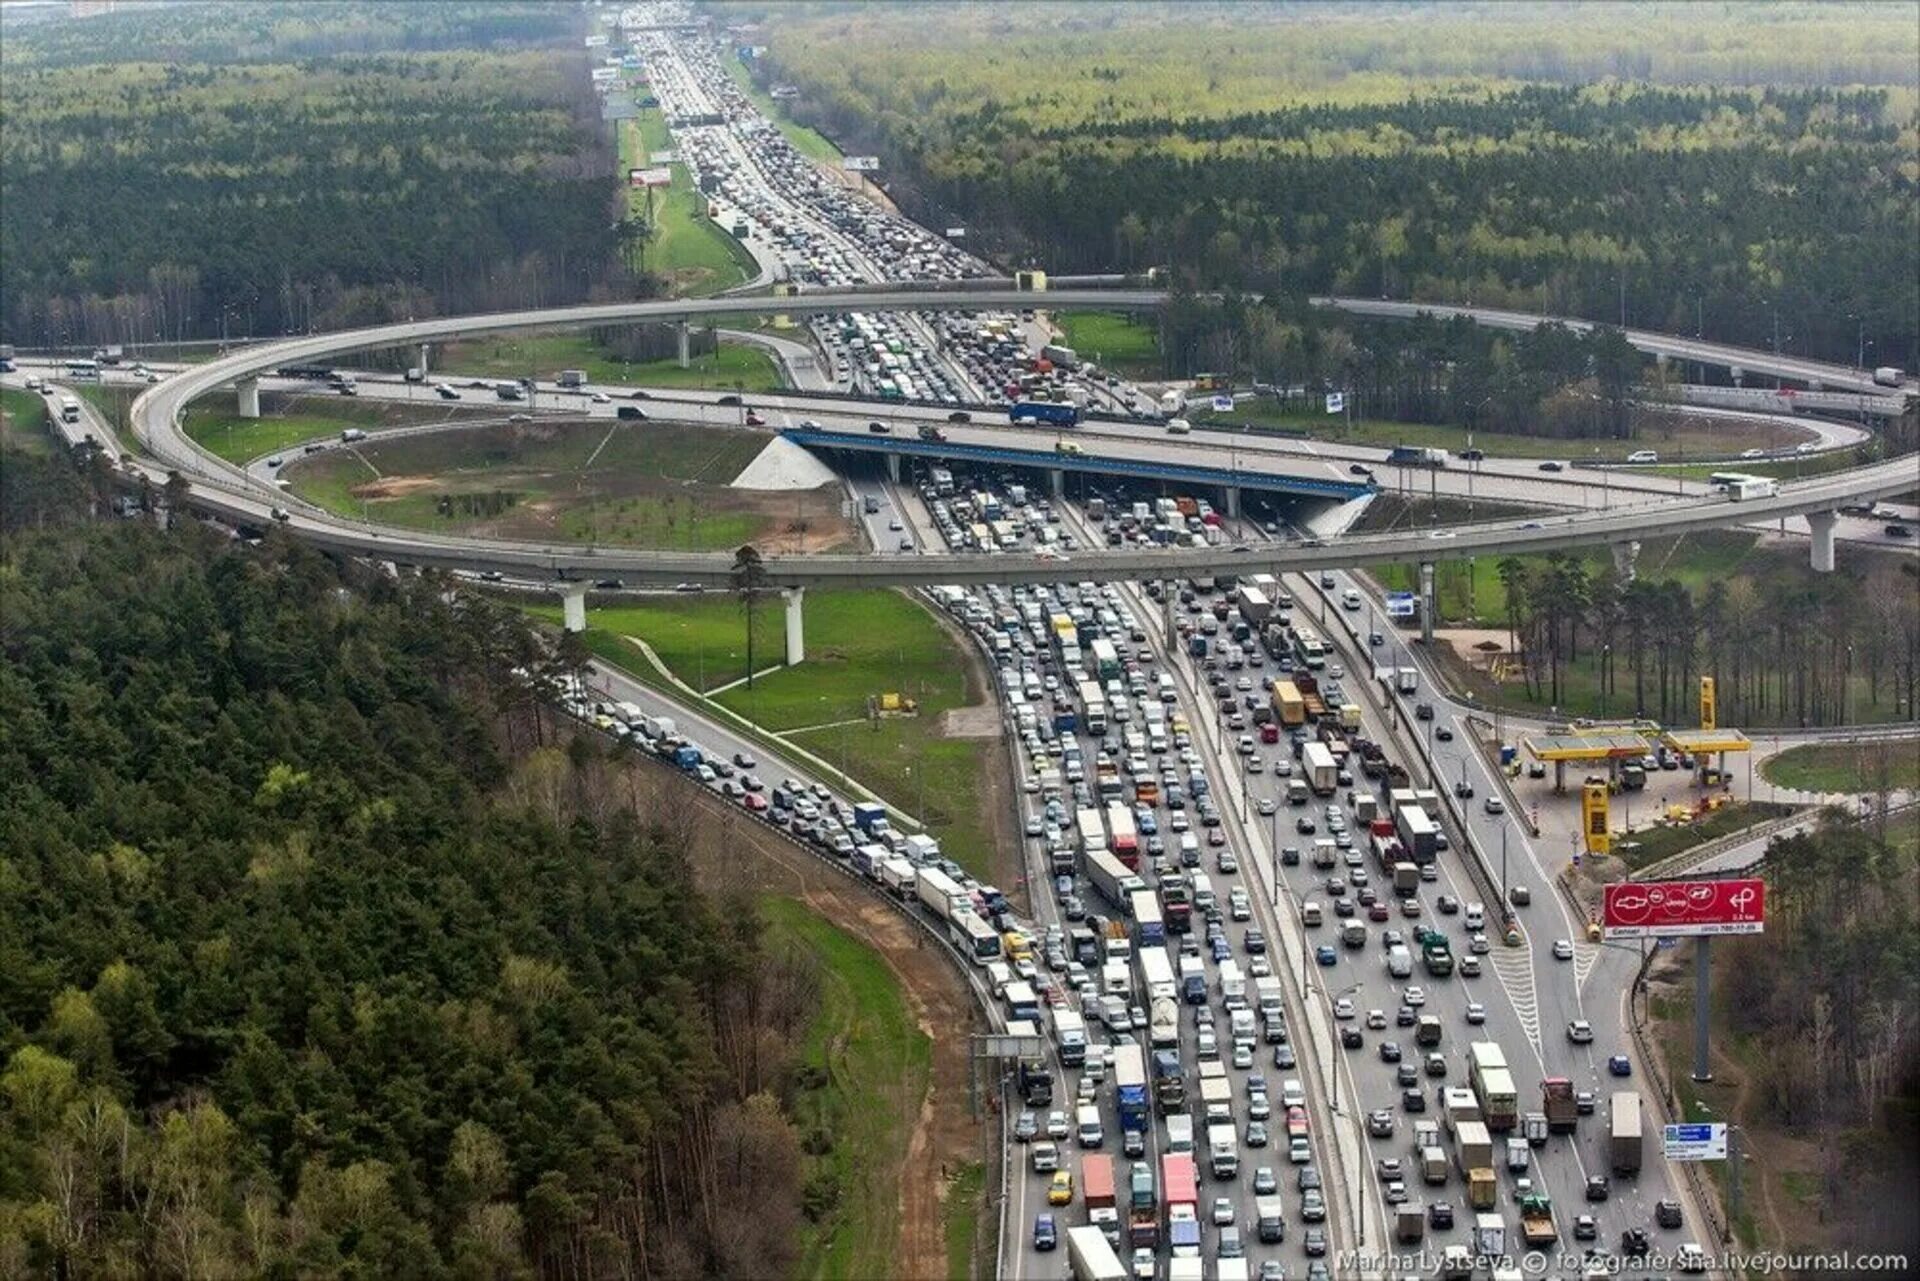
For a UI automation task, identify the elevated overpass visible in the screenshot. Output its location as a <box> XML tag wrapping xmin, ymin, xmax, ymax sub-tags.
<box><xmin>125</xmin><ymin>288</ymin><xmax>1915</xmax><ymax>658</ymax></box>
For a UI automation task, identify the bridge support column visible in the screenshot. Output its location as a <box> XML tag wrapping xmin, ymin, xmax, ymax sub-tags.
<box><xmin>1807</xmin><ymin>510</ymin><xmax>1839</xmax><ymax>573</ymax></box>
<box><xmin>419</xmin><ymin>342</ymin><xmax>431</xmax><ymax>376</ymax></box>
<box><xmin>562</xmin><ymin>583</ymin><xmax>588</xmax><ymax>634</ymax></box>
<box><xmin>1048</xmin><ymin>468</ymin><xmax>1065</xmax><ymax>498</ymax></box>
<box><xmin>1418</xmin><ymin>561</ymin><xmax>1436</xmax><ymax>647</ymax></box>
<box><xmin>237</xmin><ymin>377</ymin><xmax>260</xmax><ymax>419</ymax></box>
<box><xmin>886</xmin><ymin>454</ymin><xmax>901</xmax><ymax>484</ymax></box>
<box><xmin>1610</xmin><ymin>540</ymin><xmax>1641</xmax><ymax>583</ymax></box>
<box><xmin>1161</xmin><ymin>582</ymin><xmax>1177</xmax><ymax>652</ymax></box>
<box><xmin>1729</xmin><ymin>365</ymin><xmax>1745</xmax><ymax>387</ymax></box>
<box><xmin>1223</xmin><ymin>486</ymin><xmax>1241</xmax><ymax>520</ymax></box>
<box><xmin>783</xmin><ymin>588</ymin><xmax>805</xmax><ymax>665</ymax></box>
<box><xmin>676</xmin><ymin>321</ymin><xmax>691</xmax><ymax>369</ymax></box>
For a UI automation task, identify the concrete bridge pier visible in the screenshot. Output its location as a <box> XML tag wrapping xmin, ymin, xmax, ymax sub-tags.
<box><xmin>1049</xmin><ymin>469</ymin><xmax>1065</xmax><ymax>498</ymax></box>
<box><xmin>1419</xmin><ymin>561</ymin><xmax>1436</xmax><ymax>646</ymax></box>
<box><xmin>886</xmin><ymin>454</ymin><xmax>902</xmax><ymax>484</ymax></box>
<box><xmin>783</xmin><ymin>587</ymin><xmax>806</xmax><ymax>664</ymax></box>
<box><xmin>1611</xmin><ymin>540</ymin><xmax>1641</xmax><ymax>583</ymax></box>
<box><xmin>676</xmin><ymin>321</ymin><xmax>691</xmax><ymax>369</ymax></box>
<box><xmin>1729</xmin><ymin>365</ymin><xmax>1745</xmax><ymax>387</ymax></box>
<box><xmin>237</xmin><ymin>377</ymin><xmax>261</xmax><ymax>418</ymax></box>
<box><xmin>1223</xmin><ymin>486</ymin><xmax>1241</xmax><ymax>520</ymax></box>
<box><xmin>1807</xmin><ymin>510</ymin><xmax>1839</xmax><ymax>573</ymax></box>
<box><xmin>562</xmin><ymin>583</ymin><xmax>588</xmax><ymax>633</ymax></box>
<box><xmin>1161</xmin><ymin>582</ymin><xmax>1177</xmax><ymax>651</ymax></box>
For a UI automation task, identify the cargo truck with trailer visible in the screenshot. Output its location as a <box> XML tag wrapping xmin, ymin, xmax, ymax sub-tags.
<box><xmin>1609</xmin><ymin>1091</ymin><xmax>1644</xmax><ymax>1175</ymax></box>
<box><xmin>1066</xmin><ymin>1224</ymin><xmax>1127</xmax><ymax>1281</ymax></box>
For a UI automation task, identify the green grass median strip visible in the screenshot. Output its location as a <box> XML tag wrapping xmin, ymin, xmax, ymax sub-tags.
<box><xmin>1055</xmin><ymin>311</ymin><xmax>1161</xmax><ymax>379</ymax></box>
<box><xmin>438</xmin><ymin>331</ymin><xmax>783</xmax><ymax>391</ymax></box>
<box><xmin>761</xmin><ymin>895</ymin><xmax>928</xmax><ymax>1281</ymax></box>
<box><xmin>1762</xmin><ymin>742</ymin><xmax>1920</xmax><ymax>795</ymax></box>
<box><xmin>1610</xmin><ymin>802</ymin><xmax>1796</xmax><ymax>872</ymax></box>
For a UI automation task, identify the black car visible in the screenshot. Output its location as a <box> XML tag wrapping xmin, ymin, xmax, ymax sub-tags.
<box><xmin>1401</xmin><ymin>1088</ymin><xmax>1426</xmax><ymax>1112</ymax></box>
<box><xmin>1340</xmin><ymin>1027</ymin><xmax>1363</xmax><ymax>1049</ymax></box>
<box><xmin>1460</xmin><ymin>448</ymin><xmax>1485</xmax><ymax>462</ymax></box>
<box><xmin>1621</xmin><ymin>1227</ymin><xmax>1650</xmax><ymax>1257</ymax></box>
<box><xmin>1428</xmin><ymin>1203</ymin><xmax>1454</xmax><ymax>1230</ymax></box>
<box><xmin>1379</xmin><ymin>1042</ymin><xmax>1402</xmax><ymax>1063</ymax></box>
<box><xmin>1586</xmin><ymin>1175</ymin><xmax>1611</xmax><ymax>1202</ymax></box>
<box><xmin>947</xmin><ymin>411</ymin><xmax>972</xmax><ymax>424</ymax></box>
<box><xmin>1348</xmin><ymin>463</ymin><xmax>1373</xmax><ymax>477</ymax></box>
<box><xmin>1435</xmin><ymin>725</ymin><xmax>1454</xmax><ymax>742</ymax></box>
<box><xmin>1282</xmin><ymin>846</ymin><xmax>1301</xmax><ymax>866</ymax></box>
<box><xmin>594</xmin><ymin>578</ymin><xmax>624</xmax><ymax>590</ymax></box>
<box><xmin>716</xmin><ymin>394</ymin><xmax>741</xmax><ymax>406</ymax></box>
<box><xmin>1655</xmin><ymin>1199</ymin><xmax>1684</xmax><ymax>1229</ymax></box>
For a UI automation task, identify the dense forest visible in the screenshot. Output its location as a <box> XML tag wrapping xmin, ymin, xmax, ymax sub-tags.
<box><xmin>1719</xmin><ymin>812</ymin><xmax>1920</xmax><ymax>1252</ymax></box>
<box><xmin>758</xmin><ymin>4</ymin><xmax>1920</xmax><ymax>369</ymax></box>
<box><xmin>0</xmin><ymin>449</ymin><xmax>824</xmax><ymax>1278</ymax></box>
<box><xmin>1489</xmin><ymin>546</ymin><xmax>1920</xmax><ymax>727</ymax></box>
<box><xmin>0</xmin><ymin>2</ymin><xmax>636</xmax><ymax>350</ymax></box>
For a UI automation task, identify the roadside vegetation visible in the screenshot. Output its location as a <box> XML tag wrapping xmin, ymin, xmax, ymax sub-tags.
<box><xmin>438</xmin><ymin>330</ymin><xmax>783</xmax><ymax>392</ymax></box>
<box><xmin>286</xmin><ymin>419</ymin><xmax>843</xmax><ymax>552</ymax></box>
<box><xmin>0</xmin><ymin>462</ymin><xmax>846</xmax><ymax>1277</ymax></box>
<box><xmin>183</xmin><ymin>394</ymin><xmax>489</xmax><ymax>465</ymax></box>
<box><xmin>1369</xmin><ymin>536</ymin><xmax>1920</xmax><ymax>729</ymax></box>
<box><xmin>1608</xmin><ymin>801</ymin><xmax>1795</xmax><ymax>873</ymax></box>
<box><xmin>1650</xmin><ymin>812</ymin><xmax>1920</xmax><ymax>1262</ymax></box>
<box><xmin>1762</xmin><ymin>741</ymin><xmax>1920</xmax><ymax>796</ymax></box>
<box><xmin>624</xmin><ymin>107</ymin><xmax>759</xmax><ymax>295</ymax></box>
<box><xmin>0</xmin><ymin>388</ymin><xmax>51</xmax><ymax>455</ymax></box>
<box><xmin>547</xmin><ymin>589</ymin><xmax>1006</xmax><ymax>880</ymax></box>
<box><xmin>759</xmin><ymin>896</ymin><xmax>930</xmax><ymax>1281</ymax></box>
<box><xmin>1</xmin><ymin>2</ymin><xmax>628</xmax><ymax>350</ymax></box>
<box><xmin>764</xmin><ymin>5</ymin><xmax>1917</xmax><ymax>370</ymax></box>
<box><xmin>722</xmin><ymin>57</ymin><xmax>843</xmax><ymax>164</ymax></box>
<box><xmin>1054</xmin><ymin>311</ymin><xmax>1161</xmax><ymax>381</ymax></box>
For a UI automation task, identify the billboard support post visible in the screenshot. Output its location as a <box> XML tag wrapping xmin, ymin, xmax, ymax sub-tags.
<box><xmin>1692</xmin><ymin>936</ymin><xmax>1713</xmax><ymax>1083</ymax></box>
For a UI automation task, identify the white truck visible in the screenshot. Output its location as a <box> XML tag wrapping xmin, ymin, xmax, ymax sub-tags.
<box><xmin>1066</xmin><ymin>1224</ymin><xmax>1128</xmax><ymax>1281</ymax></box>
<box><xmin>1053</xmin><ymin>1010</ymin><xmax>1088</xmax><ymax>1068</ymax></box>
<box><xmin>1164</xmin><ymin>1113</ymin><xmax>1195</xmax><ymax>1155</ymax></box>
<box><xmin>1207</xmin><ymin>1122</ymin><xmax>1239</xmax><ymax>1179</ymax></box>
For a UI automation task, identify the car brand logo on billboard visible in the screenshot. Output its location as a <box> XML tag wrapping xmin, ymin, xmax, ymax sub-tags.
<box><xmin>1602</xmin><ymin>878</ymin><xmax>1765</xmax><ymax>939</ymax></box>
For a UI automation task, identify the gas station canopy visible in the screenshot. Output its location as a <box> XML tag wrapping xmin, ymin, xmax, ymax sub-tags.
<box><xmin>1659</xmin><ymin>728</ymin><xmax>1752</xmax><ymax>756</ymax></box>
<box><xmin>1524</xmin><ymin>731</ymin><xmax>1654</xmax><ymax>763</ymax></box>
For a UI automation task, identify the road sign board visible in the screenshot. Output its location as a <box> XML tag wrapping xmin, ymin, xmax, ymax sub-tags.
<box><xmin>1663</xmin><ymin>1122</ymin><xmax>1728</xmax><ymax>1161</ymax></box>
<box><xmin>1603</xmin><ymin>877</ymin><xmax>1765</xmax><ymax>940</ymax></box>
<box><xmin>977</xmin><ymin>1033</ymin><xmax>1045</xmax><ymax>1058</ymax></box>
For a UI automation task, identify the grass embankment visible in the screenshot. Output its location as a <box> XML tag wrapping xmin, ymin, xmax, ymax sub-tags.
<box><xmin>625</xmin><ymin>106</ymin><xmax>758</xmax><ymax>295</ymax></box>
<box><xmin>288</xmin><ymin>419</ymin><xmax>828</xmax><ymax>551</ymax></box>
<box><xmin>1</xmin><ymin>388</ymin><xmax>52</xmax><ymax>454</ymax></box>
<box><xmin>72</xmin><ymin>384</ymin><xmax>143</xmax><ymax>455</ymax></box>
<box><xmin>1054</xmin><ymin>311</ymin><xmax>1161</xmax><ymax>379</ymax></box>
<box><xmin>944</xmin><ymin>1162</ymin><xmax>986</xmax><ymax>1281</ymax></box>
<box><xmin>545</xmin><ymin>589</ymin><xmax>1002</xmax><ymax>878</ymax></box>
<box><xmin>1373</xmin><ymin>528</ymin><xmax>1763</xmax><ymax>630</ymax></box>
<box><xmin>1762</xmin><ymin>742</ymin><xmax>1920</xmax><ymax>795</ymax></box>
<box><xmin>1649</xmin><ymin>446</ymin><xmax>1876</xmax><ymax>482</ymax></box>
<box><xmin>436</xmin><ymin>331</ymin><xmax>783</xmax><ymax>392</ymax></box>
<box><xmin>722</xmin><ymin>58</ymin><xmax>843</xmax><ymax>163</ymax></box>
<box><xmin>1608</xmin><ymin>801</ymin><xmax>1795</xmax><ymax>872</ymax></box>
<box><xmin>759</xmin><ymin>896</ymin><xmax>928</xmax><ymax>1281</ymax></box>
<box><xmin>180</xmin><ymin>394</ymin><xmax>469</xmax><ymax>464</ymax></box>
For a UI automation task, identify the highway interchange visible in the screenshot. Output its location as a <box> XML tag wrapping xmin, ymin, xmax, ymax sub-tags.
<box><xmin>12</xmin><ymin>5</ymin><xmax>1918</xmax><ymax>1280</ymax></box>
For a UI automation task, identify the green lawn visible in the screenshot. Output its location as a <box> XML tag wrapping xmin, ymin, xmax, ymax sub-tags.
<box><xmin>288</xmin><ymin>419</ymin><xmax>799</xmax><ymax>551</ymax></box>
<box><xmin>72</xmin><ymin>385</ymin><xmax>144</xmax><ymax>456</ymax></box>
<box><xmin>546</xmin><ymin>589</ymin><xmax>1003</xmax><ymax>877</ymax></box>
<box><xmin>185</xmin><ymin>406</ymin><xmax>375</xmax><ymax>464</ymax></box>
<box><xmin>438</xmin><ymin>331</ymin><xmax>783</xmax><ymax>392</ymax></box>
<box><xmin>1762</xmin><ymin>742</ymin><xmax>1920</xmax><ymax>795</ymax></box>
<box><xmin>1055</xmin><ymin>311</ymin><xmax>1161</xmax><ymax>379</ymax></box>
<box><xmin>944</xmin><ymin>1161</ymin><xmax>986</xmax><ymax>1281</ymax></box>
<box><xmin>1</xmin><ymin>388</ymin><xmax>52</xmax><ymax>454</ymax></box>
<box><xmin>723</xmin><ymin>59</ymin><xmax>844</xmax><ymax>163</ymax></box>
<box><xmin>625</xmin><ymin>108</ymin><xmax>759</xmax><ymax>295</ymax></box>
<box><xmin>761</xmin><ymin>896</ymin><xmax>928</xmax><ymax>1281</ymax></box>
<box><xmin>1373</xmin><ymin>529</ymin><xmax>1765</xmax><ymax>629</ymax></box>
<box><xmin>1611</xmin><ymin>802</ymin><xmax>1797</xmax><ymax>872</ymax></box>
<box><xmin>1648</xmin><ymin>446</ymin><xmax>1876</xmax><ymax>482</ymax></box>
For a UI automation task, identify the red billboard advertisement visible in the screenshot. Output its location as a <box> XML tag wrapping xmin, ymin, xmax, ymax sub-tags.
<box><xmin>1602</xmin><ymin>878</ymin><xmax>1765</xmax><ymax>939</ymax></box>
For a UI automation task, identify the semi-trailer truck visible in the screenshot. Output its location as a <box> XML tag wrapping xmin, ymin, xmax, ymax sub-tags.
<box><xmin>1609</xmin><ymin>1091</ymin><xmax>1644</xmax><ymax>1174</ymax></box>
<box><xmin>1066</xmin><ymin>1224</ymin><xmax>1127</xmax><ymax>1281</ymax></box>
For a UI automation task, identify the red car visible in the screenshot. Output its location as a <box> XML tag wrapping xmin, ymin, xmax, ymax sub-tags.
<box><xmin>742</xmin><ymin>792</ymin><xmax>769</xmax><ymax>812</ymax></box>
<box><xmin>1368</xmin><ymin>902</ymin><xmax>1391</xmax><ymax>922</ymax></box>
<box><xmin>744</xmin><ymin>410</ymin><xmax>767</xmax><ymax>426</ymax></box>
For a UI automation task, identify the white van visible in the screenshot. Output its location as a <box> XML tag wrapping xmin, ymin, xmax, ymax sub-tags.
<box><xmin>1386</xmin><ymin>945</ymin><xmax>1413</xmax><ymax>979</ymax></box>
<box><xmin>1302</xmin><ymin>901</ymin><xmax>1324</xmax><ymax>926</ymax></box>
<box><xmin>1465</xmin><ymin>901</ymin><xmax>1485</xmax><ymax>930</ymax></box>
<box><xmin>1342</xmin><ymin>588</ymin><xmax>1362</xmax><ymax>610</ymax></box>
<box><xmin>1077</xmin><ymin>1104</ymin><xmax>1105</xmax><ymax>1149</ymax></box>
<box><xmin>1167</xmin><ymin>418</ymin><xmax>1192</xmax><ymax>435</ymax></box>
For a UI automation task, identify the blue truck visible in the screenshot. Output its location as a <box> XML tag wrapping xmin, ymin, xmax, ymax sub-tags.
<box><xmin>673</xmin><ymin>745</ymin><xmax>703</xmax><ymax>772</ymax></box>
<box><xmin>852</xmin><ymin>801</ymin><xmax>889</xmax><ymax>837</ymax></box>
<box><xmin>1009</xmin><ymin>400</ymin><xmax>1080</xmax><ymax>427</ymax></box>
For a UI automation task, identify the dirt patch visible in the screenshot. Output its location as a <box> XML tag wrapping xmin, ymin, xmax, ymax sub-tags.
<box><xmin>936</xmin><ymin>704</ymin><xmax>1003</xmax><ymax>740</ymax></box>
<box><xmin>350</xmin><ymin>474</ymin><xmax>440</xmax><ymax>499</ymax></box>
<box><xmin>655</xmin><ymin>765</ymin><xmax>979</xmax><ymax>1281</ymax></box>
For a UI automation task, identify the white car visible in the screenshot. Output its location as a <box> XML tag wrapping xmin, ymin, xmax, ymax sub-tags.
<box><xmin>1568</xmin><ymin>1019</ymin><xmax>1595</xmax><ymax>1044</ymax></box>
<box><xmin>1402</xmin><ymin>986</ymin><xmax>1426</xmax><ymax>1007</ymax></box>
<box><xmin>1365</xmin><ymin>1009</ymin><xmax>1387</xmax><ymax>1029</ymax></box>
<box><xmin>1212</xmin><ymin>1197</ymin><xmax>1236</xmax><ymax>1225</ymax></box>
<box><xmin>1465</xmin><ymin>1002</ymin><xmax>1487</xmax><ymax>1025</ymax></box>
<box><xmin>1553</xmin><ymin>939</ymin><xmax>1575</xmax><ymax>961</ymax></box>
<box><xmin>1333</xmin><ymin>997</ymin><xmax>1355</xmax><ymax>1020</ymax></box>
<box><xmin>590</xmin><ymin>392</ymin><xmax>611</xmax><ymax>404</ymax></box>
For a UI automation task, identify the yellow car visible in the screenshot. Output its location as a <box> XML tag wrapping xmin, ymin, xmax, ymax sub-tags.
<box><xmin>1047</xmin><ymin>1170</ymin><xmax>1074</xmax><ymax>1206</ymax></box>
